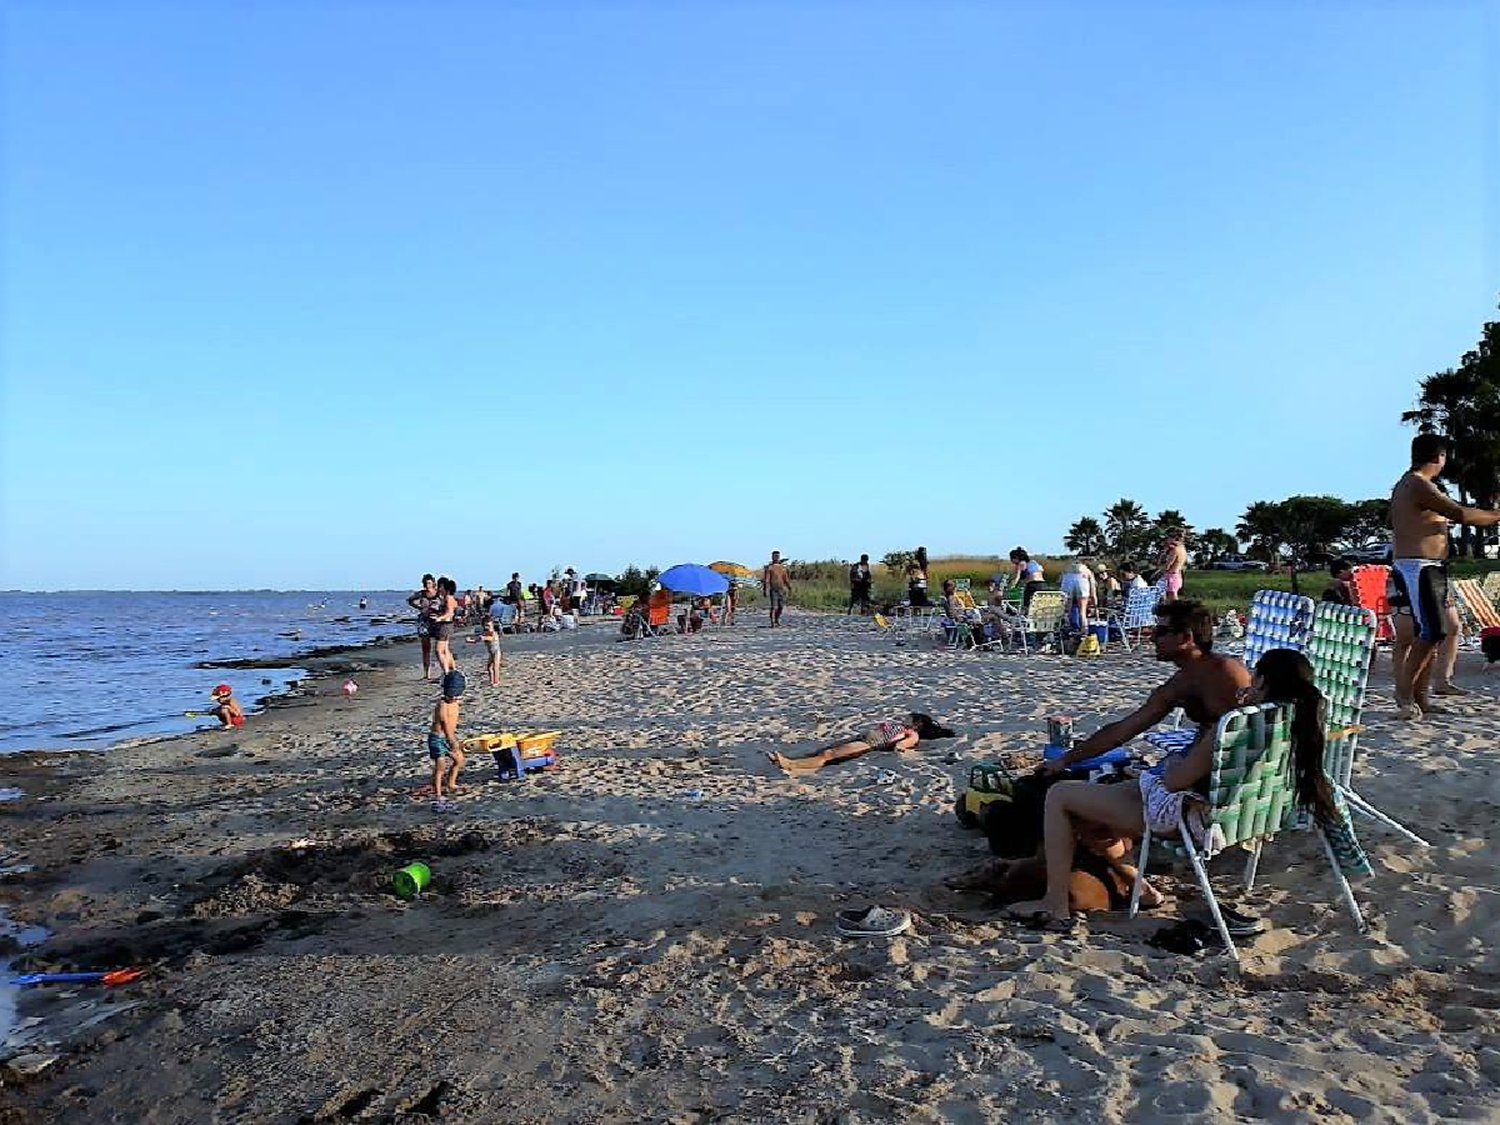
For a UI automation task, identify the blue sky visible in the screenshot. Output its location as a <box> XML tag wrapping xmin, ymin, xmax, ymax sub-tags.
<box><xmin>1</xmin><ymin>1</ymin><xmax>1495</xmax><ymax>590</ymax></box>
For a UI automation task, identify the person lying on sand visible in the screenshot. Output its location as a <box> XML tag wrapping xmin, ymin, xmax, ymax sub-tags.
<box><xmin>768</xmin><ymin>713</ymin><xmax>955</xmax><ymax>774</ymax></box>
<box><xmin>1009</xmin><ymin>621</ymin><xmax>1340</xmax><ymax>933</ymax></box>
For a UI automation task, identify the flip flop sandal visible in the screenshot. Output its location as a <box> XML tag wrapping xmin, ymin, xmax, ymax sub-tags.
<box><xmin>1218</xmin><ymin>906</ymin><xmax>1266</xmax><ymax>937</ymax></box>
<box><xmin>1148</xmin><ymin>919</ymin><xmax>1215</xmax><ymax>954</ymax></box>
<box><xmin>1014</xmin><ymin>910</ymin><xmax>1079</xmax><ymax>934</ymax></box>
<box><xmin>835</xmin><ymin>906</ymin><xmax>911</xmax><ymax>938</ymax></box>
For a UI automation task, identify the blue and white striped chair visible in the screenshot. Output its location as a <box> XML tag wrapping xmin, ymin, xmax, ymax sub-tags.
<box><xmin>1142</xmin><ymin>589</ymin><xmax>1315</xmax><ymax>755</ymax></box>
<box><xmin>1242</xmin><ymin>589</ymin><xmax>1315</xmax><ymax>670</ymax></box>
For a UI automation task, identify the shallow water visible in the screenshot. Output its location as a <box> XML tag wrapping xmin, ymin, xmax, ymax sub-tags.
<box><xmin>0</xmin><ymin>591</ymin><xmax>415</xmax><ymax>754</ymax></box>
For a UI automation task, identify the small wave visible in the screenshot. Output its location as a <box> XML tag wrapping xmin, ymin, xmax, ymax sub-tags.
<box><xmin>60</xmin><ymin>719</ymin><xmax>157</xmax><ymax>739</ymax></box>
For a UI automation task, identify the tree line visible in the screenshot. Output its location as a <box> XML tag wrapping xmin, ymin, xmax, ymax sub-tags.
<box><xmin>1063</xmin><ymin>300</ymin><xmax>1500</xmax><ymax>566</ymax></box>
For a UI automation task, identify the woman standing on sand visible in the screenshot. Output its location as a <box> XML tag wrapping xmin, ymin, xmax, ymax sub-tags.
<box><xmin>907</xmin><ymin>557</ymin><xmax>930</xmax><ymax>607</ymax></box>
<box><xmin>430</xmin><ymin>577</ymin><xmax>459</xmax><ymax>673</ymax></box>
<box><xmin>406</xmin><ymin>573</ymin><xmax>442</xmax><ymax>680</ymax></box>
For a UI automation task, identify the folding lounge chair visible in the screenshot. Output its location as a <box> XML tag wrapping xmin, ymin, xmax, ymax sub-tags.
<box><xmin>1128</xmin><ymin>702</ymin><xmax>1367</xmax><ymax>962</ymax></box>
<box><xmin>645</xmin><ymin>594</ymin><xmax>672</xmax><ymax>637</ymax></box>
<box><xmin>1308</xmin><ymin>601</ymin><xmax>1427</xmax><ymax>847</ymax></box>
<box><xmin>1106</xmin><ymin>580</ymin><xmax>1166</xmax><ymax>652</ymax></box>
<box><xmin>1351</xmin><ymin>565</ymin><xmax>1394</xmax><ymax>644</ymax></box>
<box><xmin>1453</xmin><ymin>578</ymin><xmax>1500</xmax><ymax>631</ymax></box>
<box><xmin>1002</xmin><ymin>590</ymin><xmax>1065</xmax><ymax>655</ymax></box>
<box><xmin>940</xmin><ymin>592</ymin><xmax>982</xmax><ymax>650</ymax></box>
<box><xmin>1242</xmin><ymin>589</ymin><xmax>1316</xmax><ymax>671</ymax></box>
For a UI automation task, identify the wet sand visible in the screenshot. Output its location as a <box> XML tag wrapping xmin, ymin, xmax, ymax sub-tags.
<box><xmin>2</xmin><ymin>610</ymin><xmax>1497</xmax><ymax>1122</ymax></box>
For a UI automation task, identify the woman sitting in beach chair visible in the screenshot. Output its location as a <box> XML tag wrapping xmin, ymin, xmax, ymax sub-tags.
<box><xmin>1005</xmin><ymin>645</ymin><xmax>1335</xmax><ymax>930</ymax></box>
<box><xmin>767</xmin><ymin>712</ymin><xmax>956</xmax><ymax>774</ymax></box>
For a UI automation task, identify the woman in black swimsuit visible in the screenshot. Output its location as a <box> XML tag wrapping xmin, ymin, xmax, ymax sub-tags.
<box><xmin>406</xmin><ymin>574</ymin><xmax>441</xmax><ymax>680</ymax></box>
<box><xmin>431</xmin><ymin>577</ymin><xmax>459</xmax><ymax>674</ymax></box>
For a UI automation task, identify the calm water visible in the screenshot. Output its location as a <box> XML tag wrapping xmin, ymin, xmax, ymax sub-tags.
<box><xmin>0</xmin><ymin>591</ymin><xmax>416</xmax><ymax>754</ymax></box>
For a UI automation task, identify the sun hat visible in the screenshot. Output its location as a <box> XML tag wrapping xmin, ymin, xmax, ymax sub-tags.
<box><xmin>211</xmin><ymin>684</ymin><xmax>232</xmax><ymax>698</ymax></box>
<box><xmin>441</xmin><ymin>670</ymin><xmax>467</xmax><ymax>699</ymax></box>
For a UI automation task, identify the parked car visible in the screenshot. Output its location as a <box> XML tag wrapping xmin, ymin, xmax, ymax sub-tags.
<box><xmin>1207</xmin><ymin>556</ymin><xmax>1266</xmax><ymax>572</ymax></box>
<box><xmin>1343</xmin><ymin>544</ymin><xmax>1393</xmax><ymax>565</ymax></box>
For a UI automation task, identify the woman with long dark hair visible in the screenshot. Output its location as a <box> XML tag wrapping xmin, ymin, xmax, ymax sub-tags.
<box><xmin>1246</xmin><ymin>648</ymin><xmax>1338</xmax><ymax>826</ymax></box>
<box><xmin>1006</xmin><ymin>639</ymin><xmax>1340</xmax><ymax>930</ymax></box>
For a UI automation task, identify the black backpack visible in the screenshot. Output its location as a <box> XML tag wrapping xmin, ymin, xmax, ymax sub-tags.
<box><xmin>983</xmin><ymin>773</ymin><xmax>1059</xmax><ymax>858</ymax></box>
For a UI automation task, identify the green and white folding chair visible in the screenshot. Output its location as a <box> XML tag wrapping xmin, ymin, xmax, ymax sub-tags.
<box><xmin>1128</xmin><ymin>703</ymin><xmax>1367</xmax><ymax>962</ymax></box>
<box><xmin>1308</xmin><ymin>601</ymin><xmax>1428</xmax><ymax>847</ymax></box>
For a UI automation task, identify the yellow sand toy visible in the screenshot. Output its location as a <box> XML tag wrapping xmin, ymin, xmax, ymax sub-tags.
<box><xmin>463</xmin><ymin>730</ymin><xmax>561</xmax><ymax>780</ymax></box>
<box><xmin>954</xmin><ymin>761</ymin><xmax>1018</xmax><ymax>828</ymax></box>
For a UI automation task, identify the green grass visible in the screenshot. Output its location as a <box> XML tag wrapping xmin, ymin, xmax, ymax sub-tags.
<box><xmin>775</xmin><ymin>557</ymin><xmax>1500</xmax><ymax>617</ymax></box>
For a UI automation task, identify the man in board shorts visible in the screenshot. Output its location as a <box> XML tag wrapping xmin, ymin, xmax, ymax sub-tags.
<box><xmin>762</xmin><ymin>551</ymin><xmax>792</xmax><ymax>627</ymax></box>
<box><xmin>1389</xmin><ymin>433</ymin><xmax>1500</xmax><ymax>719</ymax></box>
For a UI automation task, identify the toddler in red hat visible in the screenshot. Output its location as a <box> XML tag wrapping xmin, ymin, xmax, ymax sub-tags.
<box><xmin>210</xmin><ymin>684</ymin><xmax>246</xmax><ymax>729</ymax></box>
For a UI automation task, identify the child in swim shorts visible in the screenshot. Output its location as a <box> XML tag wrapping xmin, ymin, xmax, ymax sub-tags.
<box><xmin>210</xmin><ymin>684</ymin><xmax>246</xmax><ymax>728</ymax></box>
<box><xmin>427</xmin><ymin>670</ymin><xmax>466</xmax><ymax>811</ymax></box>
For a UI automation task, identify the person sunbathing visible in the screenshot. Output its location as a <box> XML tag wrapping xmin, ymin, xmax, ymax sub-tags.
<box><xmin>1004</xmin><ymin>600</ymin><xmax>1249</xmax><ymax>929</ymax></box>
<box><xmin>768</xmin><ymin>712</ymin><xmax>955</xmax><ymax>774</ymax></box>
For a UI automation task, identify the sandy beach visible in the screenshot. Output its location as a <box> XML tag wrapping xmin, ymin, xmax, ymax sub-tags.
<box><xmin>2</xmin><ymin>609</ymin><xmax>1498</xmax><ymax>1123</ymax></box>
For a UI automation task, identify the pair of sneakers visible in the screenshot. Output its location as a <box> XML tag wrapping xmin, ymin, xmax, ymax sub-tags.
<box><xmin>835</xmin><ymin>906</ymin><xmax>911</xmax><ymax>938</ymax></box>
<box><xmin>430</xmin><ymin>799</ymin><xmax>458</xmax><ymax>813</ymax></box>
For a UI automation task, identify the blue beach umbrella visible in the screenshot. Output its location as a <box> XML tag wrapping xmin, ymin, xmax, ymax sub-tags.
<box><xmin>656</xmin><ymin>563</ymin><xmax>731</xmax><ymax>596</ymax></box>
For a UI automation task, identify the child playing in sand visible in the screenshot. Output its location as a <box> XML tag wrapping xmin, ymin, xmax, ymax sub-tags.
<box><xmin>210</xmin><ymin>684</ymin><xmax>245</xmax><ymax>728</ymax></box>
<box><xmin>467</xmin><ymin>617</ymin><xmax>502</xmax><ymax>686</ymax></box>
<box><xmin>427</xmin><ymin>670</ymin><xmax>466</xmax><ymax>811</ymax></box>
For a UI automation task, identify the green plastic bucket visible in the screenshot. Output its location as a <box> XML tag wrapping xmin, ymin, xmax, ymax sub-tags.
<box><xmin>393</xmin><ymin>862</ymin><xmax>431</xmax><ymax>900</ymax></box>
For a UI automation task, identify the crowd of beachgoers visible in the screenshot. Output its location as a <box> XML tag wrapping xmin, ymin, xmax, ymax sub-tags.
<box><xmin>5</xmin><ymin>435</ymin><xmax>1498</xmax><ymax>1121</ymax></box>
<box><xmin>237</xmin><ymin>436</ymin><xmax>1486</xmax><ymax>942</ymax></box>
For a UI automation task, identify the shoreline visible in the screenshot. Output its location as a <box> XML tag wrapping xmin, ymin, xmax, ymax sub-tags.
<box><xmin>2</xmin><ymin>610</ymin><xmax>1497</xmax><ymax>1120</ymax></box>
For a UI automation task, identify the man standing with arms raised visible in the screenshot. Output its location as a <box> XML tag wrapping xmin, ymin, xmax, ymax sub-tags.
<box><xmin>1391</xmin><ymin>433</ymin><xmax>1500</xmax><ymax>719</ymax></box>
<box><xmin>763</xmin><ymin>551</ymin><xmax>792</xmax><ymax>628</ymax></box>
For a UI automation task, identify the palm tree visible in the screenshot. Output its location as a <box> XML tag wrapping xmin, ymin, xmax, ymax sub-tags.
<box><xmin>1104</xmin><ymin>499</ymin><xmax>1149</xmax><ymax>558</ymax></box>
<box><xmin>1064</xmin><ymin>517</ymin><xmax>1107</xmax><ymax>556</ymax></box>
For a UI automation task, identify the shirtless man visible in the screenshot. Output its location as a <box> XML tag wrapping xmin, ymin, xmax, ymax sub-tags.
<box><xmin>762</xmin><ymin>551</ymin><xmax>792</xmax><ymax>627</ymax></box>
<box><xmin>1390</xmin><ymin>433</ymin><xmax>1500</xmax><ymax>719</ymax></box>
<box><xmin>1007</xmin><ymin>600</ymin><xmax>1250</xmax><ymax>929</ymax></box>
<box><xmin>1158</xmin><ymin>531</ymin><xmax>1188</xmax><ymax>602</ymax></box>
